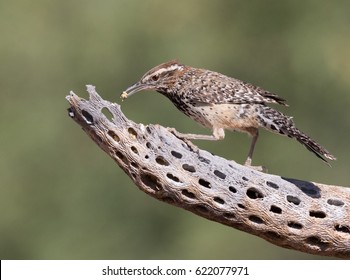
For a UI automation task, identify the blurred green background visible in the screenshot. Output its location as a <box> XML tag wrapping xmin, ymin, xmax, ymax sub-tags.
<box><xmin>1</xmin><ymin>0</ymin><xmax>349</xmax><ymax>259</ymax></box>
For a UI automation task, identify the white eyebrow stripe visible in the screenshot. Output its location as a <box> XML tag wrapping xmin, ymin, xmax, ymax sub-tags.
<box><xmin>151</xmin><ymin>64</ymin><xmax>182</xmax><ymax>76</ymax></box>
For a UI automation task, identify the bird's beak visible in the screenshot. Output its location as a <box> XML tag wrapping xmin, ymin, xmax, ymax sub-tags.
<box><xmin>121</xmin><ymin>82</ymin><xmax>153</xmax><ymax>100</ymax></box>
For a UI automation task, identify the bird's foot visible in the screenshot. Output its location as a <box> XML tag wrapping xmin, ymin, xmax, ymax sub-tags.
<box><xmin>244</xmin><ymin>158</ymin><xmax>268</xmax><ymax>173</ymax></box>
<box><xmin>167</xmin><ymin>127</ymin><xmax>199</xmax><ymax>153</ymax></box>
<box><xmin>167</xmin><ymin>127</ymin><xmax>183</xmax><ymax>138</ymax></box>
<box><xmin>246</xmin><ymin>165</ymin><xmax>268</xmax><ymax>173</ymax></box>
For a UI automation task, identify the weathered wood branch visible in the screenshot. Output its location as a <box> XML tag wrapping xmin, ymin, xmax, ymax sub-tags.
<box><xmin>66</xmin><ymin>85</ymin><xmax>350</xmax><ymax>259</ymax></box>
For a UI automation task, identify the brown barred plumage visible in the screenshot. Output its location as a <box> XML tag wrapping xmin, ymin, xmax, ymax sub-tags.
<box><xmin>122</xmin><ymin>60</ymin><xmax>336</xmax><ymax>167</ymax></box>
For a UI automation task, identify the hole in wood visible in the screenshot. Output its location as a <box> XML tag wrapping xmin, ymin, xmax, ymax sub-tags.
<box><xmin>198</xmin><ymin>178</ymin><xmax>211</xmax><ymax>189</ymax></box>
<box><xmin>107</xmin><ymin>130</ymin><xmax>120</xmax><ymax>142</ymax></box>
<box><xmin>114</xmin><ymin>150</ymin><xmax>122</xmax><ymax>159</ymax></box>
<box><xmin>140</xmin><ymin>173</ymin><xmax>162</xmax><ymax>191</ymax></box>
<box><xmin>131</xmin><ymin>146</ymin><xmax>138</xmax><ymax>154</ymax></box>
<box><xmin>229</xmin><ymin>186</ymin><xmax>237</xmax><ymax>193</ymax></box>
<box><xmin>286</xmin><ymin>195</ymin><xmax>301</xmax><ymax>205</ymax></box>
<box><xmin>155</xmin><ymin>156</ymin><xmax>169</xmax><ymax>166</ymax></box>
<box><xmin>242</xmin><ymin>176</ymin><xmax>249</xmax><ymax>181</ymax></box>
<box><xmin>306</xmin><ymin>236</ymin><xmax>329</xmax><ymax>250</ymax></box>
<box><xmin>167</xmin><ymin>173</ymin><xmax>180</xmax><ymax>183</ymax></box>
<box><xmin>115</xmin><ymin>151</ymin><xmax>128</xmax><ymax>164</ymax></box>
<box><xmin>146</xmin><ymin>142</ymin><xmax>152</xmax><ymax>149</ymax></box>
<box><xmin>223</xmin><ymin>212</ymin><xmax>235</xmax><ymax>219</ymax></box>
<box><xmin>266</xmin><ymin>181</ymin><xmax>279</xmax><ymax>189</ymax></box>
<box><xmin>130</xmin><ymin>162</ymin><xmax>138</xmax><ymax>168</ymax></box>
<box><xmin>102</xmin><ymin>107</ymin><xmax>113</xmax><ymax>121</ymax></box>
<box><xmin>171</xmin><ymin>150</ymin><xmax>182</xmax><ymax>159</ymax></box>
<box><xmin>288</xmin><ymin>221</ymin><xmax>303</xmax><ymax>229</ymax></box>
<box><xmin>198</xmin><ymin>156</ymin><xmax>210</xmax><ymax>164</ymax></box>
<box><xmin>309</xmin><ymin>210</ymin><xmax>326</xmax><ymax>219</ymax></box>
<box><xmin>181</xmin><ymin>189</ymin><xmax>196</xmax><ymax>199</ymax></box>
<box><xmin>214</xmin><ymin>170</ymin><xmax>226</xmax><ymax>179</ymax></box>
<box><xmin>82</xmin><ymin>110</ymin><xmax>94</xmax><ymax>124</ymax></box>
<box><xmin>334</xmin><ymin>224</ymin><xmax>350</xmax><ymax>234</ymax></box>
<box><xmin>248</xmin><ymin>215</ymin><xmax>265</xmax><ymax>224</ymax></box>
<box><xmin>182</xmin><ymin>164</ymin><xmax>196</xmax><ymax>173</ymax></box>
<box><xmin>270</xmin><ymin>205</ymin><xmax>282</xmax><ymax>214</ymax></box>
<box><xmin>213</xmin><ymin>197</ymin><xmax>225</xmax><ymax>204</ymax></box>
<box><xmin>237</xmin><ymin>203</ymin><xmax>246</xmax><ymax>209</ymax></box>
<box><xmin>327</xmin><ymin>198</ymin><xmax>344</xmax><ymax>207</ymax></box>
<box><xmin>246</xmin><ymin>187</ymin><xmax>264</xmax><ymax>199</ymax></box>
<box><xmin>181</xmin><ymin>143</ymin><xmax>188</xmax><ymax>149</ymax></box>
<box><xmin>128</xmin><ymin>127</ymin><xmax>138</xmax><ymax>139</ymax></box>
<box><xmin>145</xmin><ymin>155</ymin><xmax>149</xmax><ymax>159</ymax></box>
<box><xmin>67</xmin><ymin>108</ymin><xmax>75</xmax><ymax>118</ymax></box>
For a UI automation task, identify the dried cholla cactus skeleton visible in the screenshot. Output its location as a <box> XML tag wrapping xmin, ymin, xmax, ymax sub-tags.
<box><xmin>66</xmin><ymin>86</ymin><xmax>349</xmax><ymax>258</ymax></box>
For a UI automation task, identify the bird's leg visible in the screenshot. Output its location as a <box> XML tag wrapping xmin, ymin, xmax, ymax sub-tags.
<box><xmin>244</xmin><ymin>130</ymin><xmax>259</xmax><ymax>166</ymax></box>
<box><xmin>168</xmin><ymin>127</ymin><xmax>225</xmax><ymax>141</ymax></box>
<box><xmin>244</xmin><ymin>130</ymin><xmax>267</xmax><ymax>172</ymax></box>
<box><xmin>170</xmin><ymin>132</ymin><xmax>219</xmax><ymax>141</ymax></box>
<box><xmin>167</xmin><ymin>127</ymin><xmax>224</xmax><ymax>153</ymax></box>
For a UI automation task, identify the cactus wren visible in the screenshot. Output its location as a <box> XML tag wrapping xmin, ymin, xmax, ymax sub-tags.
<box><xmin>121</xmin><ymin>60</ymin><xmax>336</xmax><ymax>166</ymax></box>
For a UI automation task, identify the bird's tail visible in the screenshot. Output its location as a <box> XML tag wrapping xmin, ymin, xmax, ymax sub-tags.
<box><xmin>257</xmin><ymin>106</ymin><xmax>336</xmax><ymax>164</ymax></box>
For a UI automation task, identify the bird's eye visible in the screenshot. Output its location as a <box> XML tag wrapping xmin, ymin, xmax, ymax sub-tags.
<box><xmin>152</xmin><ymin>75</ymin><xmax>159</xmax><ymax>81</ymax></box>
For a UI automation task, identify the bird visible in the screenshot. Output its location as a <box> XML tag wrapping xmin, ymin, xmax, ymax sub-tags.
<box><xmin>121</xmin><ymin>60</ymin><xmax>336</xmax><ymax>168</ymax></box>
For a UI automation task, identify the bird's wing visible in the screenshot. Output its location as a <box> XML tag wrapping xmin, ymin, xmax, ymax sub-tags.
<box><xmin>230</xmin><ymin>79</ymin><xmax>288</xmax><ymax>106</ymax></box>
<box><xmin>189</xmin><ymin>71</ymin><xmax>288</xmax><ymax>106</ymax></box>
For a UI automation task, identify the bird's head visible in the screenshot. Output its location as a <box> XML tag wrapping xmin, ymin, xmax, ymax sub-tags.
<box><xmin>121</xmin><ymin>60</ymin><xmax>184</xmax><ymax>100</ymax></box>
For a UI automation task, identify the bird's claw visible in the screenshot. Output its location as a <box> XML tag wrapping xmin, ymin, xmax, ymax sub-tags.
<box><xmin>245</xmin><ymin>164</ymin><xmax>268</xmax><ymax>173</ymax></box>
<box><xmin>167</xmin><ymin>127</ymin><xmax>199</xmax><ymax>153</ymax></box>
